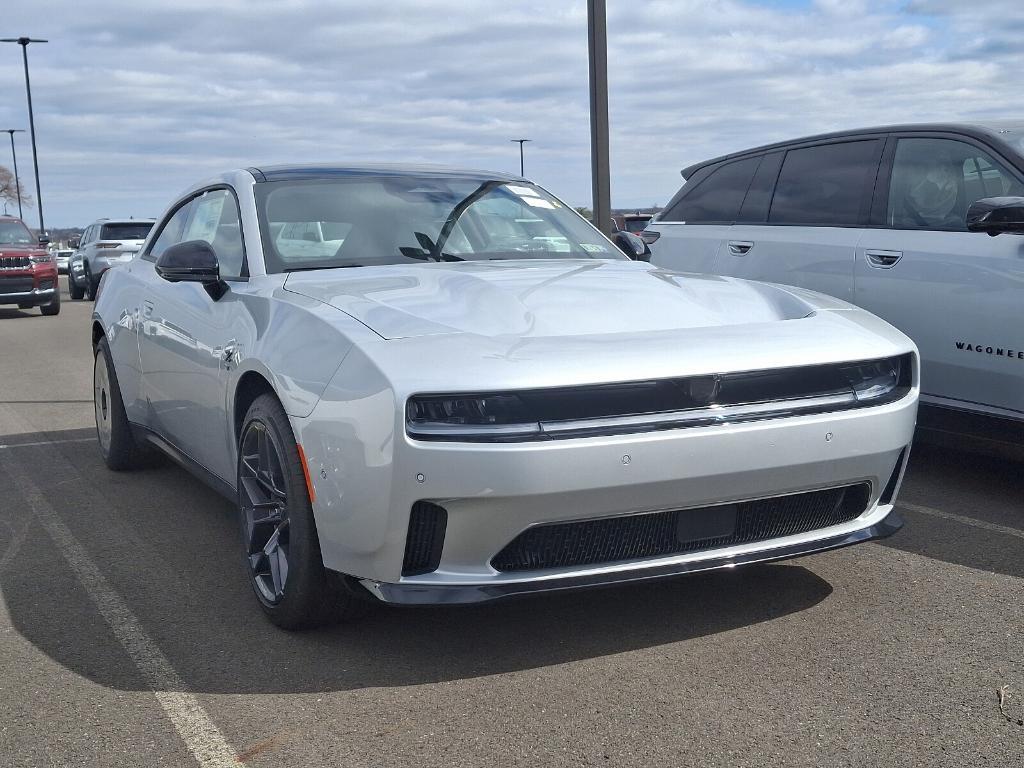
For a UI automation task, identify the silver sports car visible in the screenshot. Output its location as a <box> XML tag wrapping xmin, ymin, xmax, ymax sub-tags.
<box><xmin>92</xmin><ymin>164</ymin><xmax>919</xmax><ymax>629</ymax></box>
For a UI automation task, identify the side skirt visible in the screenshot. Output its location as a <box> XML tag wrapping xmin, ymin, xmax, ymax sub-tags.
<box><xmin>129</xmin><ymin>423</ymin><xmax>237</xmax><ymax>502</ymax></box>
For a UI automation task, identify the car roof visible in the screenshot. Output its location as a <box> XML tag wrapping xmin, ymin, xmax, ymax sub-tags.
<box><xmin>246</xmin><ymin>163</ymin><xmax>527</xmax><ymax>183</ymax></box>
<box><xmin>680</xmin><ymin>120</ymin><xmax>1024</xmax><ymax>178</ymax></box>
<box><xmin>91</xmin><ymin>218</ymin><xmax>157</xmax><ymax>225</ymax></box>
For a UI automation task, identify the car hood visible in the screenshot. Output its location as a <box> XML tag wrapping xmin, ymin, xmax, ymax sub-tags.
<box><xmin>283</xmin><ymin>259</ymin><xmax>828</xmax><ymax>340</ymax></box>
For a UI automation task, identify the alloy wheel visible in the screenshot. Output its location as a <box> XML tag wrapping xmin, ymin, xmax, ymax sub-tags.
<box><xmin>239</xmin><ymin>420</ymin><xmax>291</xmax><ymax>605</ymax></box>
<box><xmin>93</xmin><ymin>352</ymin><xmax>112</xmax><ymax>454</ymax></box>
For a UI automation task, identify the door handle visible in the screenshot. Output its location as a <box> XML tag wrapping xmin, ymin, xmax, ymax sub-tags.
<box><xmin>865</xmin><ymin>250</ymin><xmax>903</xmax><ymax>268</ymax></box>
<box><xmin>728</xmin><ymin>240</ymin><xmax>754</xmax><ymax>255</ymax></box>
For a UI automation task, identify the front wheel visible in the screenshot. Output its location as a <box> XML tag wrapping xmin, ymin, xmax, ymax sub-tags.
<box><xmin>40</xmin><ymin>288</ymin><xmax>60</xmax><ymax>316</ymax></box>
<box><xmin>84</xmin><ymin>263</ymin><xmax>98</xmax><ymax>301</ymax></box>
<box><xmin>237</xmin><ymin>394</ymin><xmax>369</xmax><ymax>629</ymax></box>
<box><xmin>69</xmin><ymin>274</ymin><xmax>84</xmax><ymax>300</ymax></box>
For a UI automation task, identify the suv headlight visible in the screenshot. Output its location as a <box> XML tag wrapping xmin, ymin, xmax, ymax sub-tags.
<box><xmin>29</xmin><ymin>253</ymin><xmax>54</xmax><ymax>264</ymax></box>
<box><xmin>840</xmin><ymin>357</ymin><xmax>907</xmax><ymax>401</ymax></box>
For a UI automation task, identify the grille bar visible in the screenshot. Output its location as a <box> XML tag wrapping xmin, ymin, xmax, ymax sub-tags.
<box><xmin>0</xmin><ymin>256</ymin><xmax>31</xmax><ymax>270</ymax></box>
<box><xmin>491</xmin><ymin>484</ymin><xmax>870</xmax><ymax>573</ymax></box>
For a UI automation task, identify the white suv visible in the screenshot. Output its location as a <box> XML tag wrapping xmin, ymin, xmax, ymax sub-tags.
<box><xmin>647</xmin><ymin>121</ymin><xmax>1024</xmax><ymax>447</ymax></box>
<box><xmin>74</xmin><ymin>218</ymin><xmax>155</xmax><ymax>300</ymax></box>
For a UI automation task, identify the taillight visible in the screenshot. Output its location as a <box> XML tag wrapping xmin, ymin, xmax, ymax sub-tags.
<box><xmin>96</xmin><ymin>242</ymin><xmax>120</xmax><ymax>249</ymax></box>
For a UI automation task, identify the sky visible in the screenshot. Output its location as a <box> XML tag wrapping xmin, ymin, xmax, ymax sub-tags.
<box><xmin>1</xmin><ymin>0</ymin><xmax>1021</xmax><ymax>227</ymax></box>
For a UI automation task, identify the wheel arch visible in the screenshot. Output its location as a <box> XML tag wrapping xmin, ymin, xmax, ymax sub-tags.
<box><xmin>91</xmin><ymin>319</ymin><xmax>105</xmax><ymax>349</ymax></box>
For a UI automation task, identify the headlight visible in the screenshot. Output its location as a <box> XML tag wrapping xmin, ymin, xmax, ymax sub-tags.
<box><xmin>840</xmin><ymin>357</ymin><xmax>904</xmax><ymax>401</ymax></box>
<box><xmin>406</xmin><ymin>394</ymin><xmax>540</xmax><ymax>440</ymax></box>
<box><xmin>29</xmin><ymin>253</ymin><xmax>54</xmax><ymax>264</ymax></box>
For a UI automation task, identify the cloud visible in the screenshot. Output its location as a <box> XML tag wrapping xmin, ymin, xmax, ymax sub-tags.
<box><xmin>0</xmin><ymin>0</ymin><xmax>1019</xmax><ymax>225</ymax></box>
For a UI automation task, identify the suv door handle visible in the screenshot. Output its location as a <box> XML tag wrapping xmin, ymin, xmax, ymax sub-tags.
<box><xmin>727</xmin><ymin>240</ymin><xmax>754</xmax><ymax>255</ymax></box>
<box><xmin>865</xmin><ymin>250</ymin><xmax>903</xmax><ymax>268</ymax></box>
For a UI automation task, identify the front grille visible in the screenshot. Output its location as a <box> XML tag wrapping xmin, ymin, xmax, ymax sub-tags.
<box><xmin>0</xmin><ymin>256</ymin><xmax>30</xmax><ymax>270</ymax></box>
<box><xmin>402</xmin><ymin>501</ymin><xmax>448</xmax><ymax>576</ymax></box>
<box><xmin>0</xmin><ymin>276</ymin><xmax>33</xmax><ymax>294</ymax></box>
<box><xmin>491</xmin><ymin>484</ymin><xmax>871</xmax><ymax>573</ymax></box>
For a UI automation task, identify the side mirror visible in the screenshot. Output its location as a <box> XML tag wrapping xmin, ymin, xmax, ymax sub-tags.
<box><xmin>612</xmin><ymin>230</ymin><xmax>650</xmax><ymax>261</ymax></box>
<box><xmin>69</xmin><ymin>237</ymin><xmax>81</xmax><ymax>249</ymax></box>
<box><xmin>966</xmin><ymin>196</ymin><xmax>1024</xmax><ymax>236</ymax></box>
<box><xmin>155</xmin><ymin>239</ymin><xmax>225</xmax><ymax>298</ymax></box>
<box><xmin>37</xmin><ymin>234</ymin><xmax>50</xmax><ymax>246</ymax></box>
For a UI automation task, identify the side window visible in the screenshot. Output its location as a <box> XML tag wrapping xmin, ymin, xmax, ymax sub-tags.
<box><xmin>769</xmin><ymin>140</ymin><xmax>881</xmax><ymax>226</ymax></box>
<box><xmin>147</xmin><ymin>201</ymin><xmax>194</xmax><ymax>261</ymax></box>
<box><xmin>888</xmin><ymin>138</ymin><xmax>1024</xmax><ymax>231</ymax></box>
<box><xmin>662</xmin><ymin>157</ymin><xmax>760</xmax><ymax>223</ymax></box>
<box><xmin>82</xmin><ymin>225</ymin><xmax>94</xmax><ymax>246</ymax></box>
<box><xmin>738</xmin><ymin>151</ymin><xmax>783</xmax><ymax>222</ymax></box>
<box><xmin>180</xmin><ymin>189</ymin><xmax>245</xmax><ymax>278</ymax></box>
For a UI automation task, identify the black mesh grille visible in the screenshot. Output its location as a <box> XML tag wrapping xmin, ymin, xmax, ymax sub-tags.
<box><xmin>0</xmin><ymin>256</ymin><xmax>30</xmax><ymax>270</ymax></box>
<box><xmin>38</xmin><ymin>279</ymin><xmax>54</xmax><ymax>291</ymax></box>
<box><xmin>492</xmin><ymin>484</ymin><xmax>870</xmax><ymax>573</ymax></box>
<box><xmin>0</xmin><ymin>276</ymin><xmax>34</xmax><ymax>294</ymax></box>
<box><xmin>402</xmin><ymin>501</ymin><xmax>448</xmax><ymax>576</ymax></box>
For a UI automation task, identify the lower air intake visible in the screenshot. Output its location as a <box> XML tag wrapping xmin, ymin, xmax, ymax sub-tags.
<box><xmin>492</xmin><ymin>484</ymin><xmax>870</xmax><ymax>573</ymax></box>
<box><xmin>402</xmin><ymin>501</ymin><xmax>448</xmax><ymax>576</ymax></box>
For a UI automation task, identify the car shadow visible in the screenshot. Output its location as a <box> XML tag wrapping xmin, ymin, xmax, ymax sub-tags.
<box><xmin>0</xmin><ymin>426</ymin><xmax>834</xmax><ymax>695</ymax></box>
<box><xmin>881</xmin><ymin>440</ymin><xmax>1024</xmax><ymax>579</ymax></box>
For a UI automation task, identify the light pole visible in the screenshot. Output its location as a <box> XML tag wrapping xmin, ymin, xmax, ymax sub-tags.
<box><xmin>1</xmin><ymin>37</ymin><xmax>48</xmax><ymax>236</ymax></box>
<box><xmin>2</xmin><ymin>129</ymin><xmax>26</xmax><ymax>220</ymax></box>
<box><xmin>587</xmin><ymin>0</ymin><xmax>611</xmax><ymax>236</ymax></box>
<box><xmin>510</xmin><ymin>138</ymin><xmax>530</xmax><ymax>177</ymax></box>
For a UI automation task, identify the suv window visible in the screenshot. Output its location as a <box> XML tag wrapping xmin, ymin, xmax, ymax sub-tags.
<box><xmin>662</xmin><ymin>157</ymin><xmax>760</xmax><ymax>223</ymax></box>
<box><xmin>100</xmin><ymin>222</ymin><xmax>153</xmax><ymax>241</ymax></box>
<box><xmin>181</xmin><ymin>189</ymin><xmax>246</xmax><ymax>277</ymax></box>
<box><xmin>888</xmin><ymin>137</ymin><xmax>1024</xmax><ymax>230</ymax></box>
<box><xmin>769</xmin><ymin>140</ymin><xmax>881</xmax><ymax>226</ymax></box>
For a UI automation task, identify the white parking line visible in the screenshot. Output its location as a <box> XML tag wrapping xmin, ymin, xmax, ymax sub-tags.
<box><xmin>899</xmin><ymin>501</ymin><xmax>1024</xmax><ymax>540</ymax></box>
<box><xmin>0</xmin><ymin>437</ymin><xmax>96</xmax><ymax>449</ymax></box>
<box><xmin>0</xmin><ymin>452</ymin><xmax>239</xmax><ymax>767</ymax></box>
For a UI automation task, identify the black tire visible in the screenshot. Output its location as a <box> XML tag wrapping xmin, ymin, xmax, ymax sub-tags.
<box><xmin>93</xmin><ymin>336</ymin><xmax>154</xmax><ymax>470</ymax></box>
<box><xmin>238</xmin><ymin>393</ymin><xmax>370</xmax><ymax>629</ymax></box>
<box><xmin>84</xmin><ymin>262</ymin><xmax>98</xmax><ymax>301</ymax></box>
<box><xmin>69</xmin><ymin>274</ymin><xmax>84</xmax><ymax>300</ymax></box>
<box><xmin>40</xmin><ymin>288</ymin><xmax>60</xmax><ymax>316</ymax></box>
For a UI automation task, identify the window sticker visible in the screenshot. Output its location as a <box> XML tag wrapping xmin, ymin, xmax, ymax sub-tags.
<box><xmin>580</xmin><ymin>243</ymin><xmax>608</xmax><ymax>253</ymax></box>
<box><xmin>186</xmin><ymin>194</ymin><xmax>226</xmax><ymax>243</ymax></box>
<box><xmin>524</xmin><ymin>198</ymin><xmax>557</xmax><ymax>209</ymax></box>
<box><xmin>506</xmin><ymin>185</ymin><xmax>540</xmax><ymax>197</ymax></box>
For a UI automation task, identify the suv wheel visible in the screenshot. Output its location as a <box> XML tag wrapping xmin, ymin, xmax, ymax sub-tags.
<box><xmin>84</xmin><ymin>263</ymin><xmax>98</xmax><ymax>301</ymax></box>
<box><xmin>40</xmin><ymin>288</ymin><xmax>60</xmax><ymax>316</ymax></box>
<box><xmin>68</xmin><ymin>273</ymin><xmax>84</xmax><ymax>300</ymax></box>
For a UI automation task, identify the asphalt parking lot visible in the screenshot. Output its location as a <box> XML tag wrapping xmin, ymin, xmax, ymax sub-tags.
<box><xmin>0</xmin><ymin>287</ymin><xmax>1022</xmax><ymax>767</ymax></box>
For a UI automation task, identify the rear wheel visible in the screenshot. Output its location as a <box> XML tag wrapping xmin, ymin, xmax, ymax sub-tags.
<box><xmin>94</xmin><ymin>336</ymin><xmax>154</xmax><ymax>470</ymax></box>
<box><xmin>40</xmin><ymin>288</ymin><xmax>60</xmax><ymax>316</ymax></box>
<box><xmin>68</xmin><ymin>274</ymin><xmax>84</xmax><ymax>300</ymax></box>
<box><xmin>237</xmin><ymin>394</ymin><xmax>369</xmax><ymax>629</ymax></box>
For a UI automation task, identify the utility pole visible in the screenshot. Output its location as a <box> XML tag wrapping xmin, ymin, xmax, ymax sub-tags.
<box><xmin>510</xmin><ymin>138</ymin><xmax>531</xmax><ymax>177</ymax></box>
<box><xmin>2</xmin><ymin>129</ymin><xmax>26</xmax><ymax>220</ymax></box>
<box><xmin>587</xmin><ymin>0</ymin><xmax>611</xmax><ymax>236</ymax></box>
<box><xmin>1</xmin><ymin>37</ymin><xmax>48</xmax><ymax>235</ymax></box>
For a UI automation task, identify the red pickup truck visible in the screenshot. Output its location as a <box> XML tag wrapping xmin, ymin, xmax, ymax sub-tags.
<box><xmin>0</xmin><ymin>216</ymin><xmax>60</xmax><ymax>316</ymax></box>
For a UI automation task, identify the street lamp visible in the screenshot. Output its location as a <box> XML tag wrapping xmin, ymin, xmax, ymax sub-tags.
<box><xmin>510</xmin><ymin>138</ymin><xmax>531</xmax><ymax>177</ymax></box>
<box><xmin>587</xmin><ymin>0</ymin><xmax>611</xmax><ymax>236</ymax></box>
<box><xmin>1</xmin><ymin>37</ymin><xmax>48</xmax><ymax>236</ymax></box>
<box><xmin>2</xmin><ymin>129</ymin><xmax>26</xmax><ymax>220</ymax></box>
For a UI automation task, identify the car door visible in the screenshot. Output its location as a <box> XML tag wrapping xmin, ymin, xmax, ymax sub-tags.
<box><xmin>717</xmin><ymin>139</ymin><xmax>884</xmax><ymax>301</ymax></box>
<box><xmin>855</xmin><ymin>134</ymin><xmax>1024</xmax><ymax>418</ymax></box>
<box><xmin>648</xmin><ymin>157</ymin><xmax>760</xmax><ymax>274</ymax></box>
<box><xmin>138</xmin><ymin>188</ymin><xmax>251</xmax><ymax>483</ymax></box>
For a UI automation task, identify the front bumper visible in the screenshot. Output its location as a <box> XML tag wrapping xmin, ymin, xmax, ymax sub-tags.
<box><xmin>0</xmin><ymin>285</ymin><xmax>56</xmax><ymax>306</ymax></box>
<box><xmin>302</xmin><ymin>386</ymin><xmax>918</xmax><ymax>596</ymax></box>
<box><xmin>360</xmin><ymin>507</ymin><xmax>904</xmax><ymax>605</ymax></box>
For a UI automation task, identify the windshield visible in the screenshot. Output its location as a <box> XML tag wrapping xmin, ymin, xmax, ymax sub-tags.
<box><xmin>100</xmin><ymin>222</ymin><xmax>154</xmax><ymax>241</ymax></box>
<box><xmin>255</xmin><ymin>177</ymin><xmax>623</xmax><ymax>273</ymax></box>
<box><xmin>0</xmin><ymin>220</ymin><xmax>33</xmax><ymax>246</ymax></box>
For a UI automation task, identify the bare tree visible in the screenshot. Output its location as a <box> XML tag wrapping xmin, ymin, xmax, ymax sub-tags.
<box><xmin>0</xmin><ymin>165</ymin><xmax>32</xmax><ymax>215</ymax></box>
